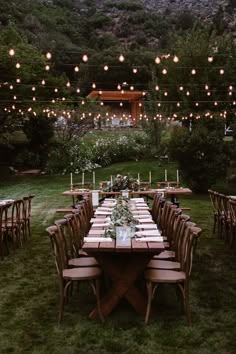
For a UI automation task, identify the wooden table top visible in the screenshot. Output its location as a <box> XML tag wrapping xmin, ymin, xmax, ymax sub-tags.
<box><xmin>82</xmin><ymin>237</ymin><xmax>164</xmax><ymax>254</ymax></box>
<box><xmin>63</xmin><ymin>188</ymin><xmax>192</xmax><ymax>197</ymax></box>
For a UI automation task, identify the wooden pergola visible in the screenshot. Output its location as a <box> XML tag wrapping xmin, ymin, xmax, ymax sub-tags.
<box><xmin>87</xmin><ymin>90</ymin><xmax>143</xmax><ymax>125</ymax></box>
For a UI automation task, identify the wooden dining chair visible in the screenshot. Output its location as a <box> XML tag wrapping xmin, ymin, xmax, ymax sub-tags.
<box><xmin>228</xmin><ymin>198</ymin><xmax>236</xmax><ymax>253</ymax></box>
<box><xmin>151</xmin><ymin>194</ymin><xmax>165</xmax><ymax>224</ymax></box>
<box><xmin>208</xmin><ymin>190</ymin><xmax>219</xmax><ymax>234</ymax></box>
<box><xmin>54</xmin><ymin>217</ymin><xmax>98</xmax><ymax>267</ymax></box>
<box><xmin>0</xmin><ymin>202</ymin><xmax>13</xmax><ymax>258</ymax></box>
<box><xmin>147</xmin><ymin>220</ymin><xmax>197</xmax><ymax>270</ymax></box>
<box><xmin>144</xmin><ymin>226</ymin><xmax>202</xmax><ymax>325</ymax></box>
<box><xmin>70</xmin><ymin>182</ymin><xmax>92</xmax><ymax>205</ymax></box>
<box><xmin>6</xmin><ymin>199</ymin><xmax>25</xmax><ymax>247</ymax></box>
<box><xmin>153</xmin><ymin>213</ymin><xmax>191</xmax><ymax>260</ymax></box>
<box><xmin>46</xmin><ymin>224</ymin><xmax>104</xmax><ymax>323</ymax></box>
<box><xmin>156</xmin><ymin>181</ymin><xmax>180</xmax><ymax>189</ymax></box>
<box><xmin>23</xmin><ymin>194</ymin><xmax>35</xmax><ymax>240</ymax></box>
<box><xmin>138</xmin><ymin>182</ymin><xmax>151</xmax><ymax>191</ymax></box>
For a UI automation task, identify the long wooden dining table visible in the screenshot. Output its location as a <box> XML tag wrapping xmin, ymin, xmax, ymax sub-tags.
<box><xmin>63</xmin><ymin>187</ymin><xmax>192</xmax><ymax>202</ymax></box>
<box><xmin>82</xmin><ymin>198</ymin><xmax>165</xmax><ymax>319</ymax></box>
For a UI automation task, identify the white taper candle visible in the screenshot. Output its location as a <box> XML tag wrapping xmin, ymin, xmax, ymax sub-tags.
<box><xmin>149</xmin><ymin>171</ymin><xmax>152</xmax><ymax>183</ymax></box>
<box><xmin>177</xmin><ymin>170</ymin><xmax>179</xmax><ymax>183</ymax></box>
<box><xmin>93</xmin><ymin>171</ymin><xmax>96</xmax><ymax>184</ymax></box>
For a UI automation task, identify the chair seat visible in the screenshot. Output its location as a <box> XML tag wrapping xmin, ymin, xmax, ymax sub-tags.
<box><xmin>164</xmin><ymin>241</ymin><xmax>170</xmax><ymax>248</ymax></box>
<box><xmin>153</xmin><ymin>250</ymin><xmax>175</xmax><ymax>259</ymax></box>
<box><xmin>63</xmin><ymin>267</ymin><xmax>102</xmax><ymax>280</ymax></box>
<box><xmin>78</xmin><ymin>249</ymin><xmax>90</xmax><ymax>257</ymax></box>
<box><xmin>145</xmin><ymin>269</ymin><xmax>186</xmax><ymax>283</ymax></box>
<box><xmin>68</xmin><ymin>257</ymin><xmax>99</xmax><ymax>267</ymax></box>
<box><xmin>146</xmin><ymin>259</ymin><xmax>180</xmax><ymax>270</ymax></box>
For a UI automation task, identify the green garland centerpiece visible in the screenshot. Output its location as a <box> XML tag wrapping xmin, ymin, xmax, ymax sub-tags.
<box><xmin>105</xmin><ymin>197</ymin><xmax>137</xmax><ymax>239</ymax></box>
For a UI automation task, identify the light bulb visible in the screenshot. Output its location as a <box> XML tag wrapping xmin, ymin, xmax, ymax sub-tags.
<box><xmin>173</xmin><ymin>55</ymin><xmax>179</xmax><ymax>63</ymax></box>
<box><xmin>155</xmin><ymin>56</ymin><xmax>161</xmax><ymax>64</ymax></box>
<box><xmin>119</xmin><ymin>54</ymin><xmax>125</xmax><ymax>62</ymax></box>
<box><xmin>82</xmin><ymin>54</ymin><xmax>88</xmax><ymax>62</ymax></box>
<box><xmin>46</xmin><ymin>52</ymin><xmax>52</xmax><ymax>60</ymax></box>
<box><xmin>9</xmin><ymin>49</ymin><xmax>15</xmax><ymax>56</ymax></box>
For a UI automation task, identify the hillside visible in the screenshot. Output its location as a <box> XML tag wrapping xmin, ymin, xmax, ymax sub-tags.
<box><xmin>0</xmin><ymin>0</ymin><xmax>234</xmax><ymax>57</ymax></box>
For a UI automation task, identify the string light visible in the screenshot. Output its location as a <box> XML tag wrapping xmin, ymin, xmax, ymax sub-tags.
<box><xmin>9</xmin><ymin>49</ymin><xmax>15</xmax><ymax>56</ymax></box>
<box><xmin>46</xmin><ymin>52</ymin><xmax>52</xmax><ymax>60</ymax></box>
<box><xmin>133</xmin><ymin>68</ymin><xmax>138</xmax><ymax>73</ymax></box>
<box><xmin>219</xmin><ymin>69</ymin><xmax>224</xmax><ymax>75</ymax></box>
<box><xmin>173</xmin><ymin>55</ymin><xmax>179</xmax><ymax>63</ymax></box>
<box><xmin>119</xmin><ymin>54</ymin><xmax>125</xmax><ymax>62</ymax></box>
<box><xmin>74</xmin><ymin>66</ymin><xmax>79</xmax><ymax>72</ymax></box>
<box><xmin>16</xmin><ymin>63</ymin><xmax>21</xmax><ymax>69</ymax></box>
<box><xmin>155</xmin><ymin>56</ymin><xmax>161</xmax><ymax>64</ymax></box>
<box><xmin>191</xmin><ymin>69</ymin><xmax>196</xmax><ymax>75</ymax></box>
<box><xmin>92</xmin><ymin>83</ymin><xmax>96</xmax><ymax>89</ymax></box>
<box><xmin>162</xmin><ymin>68</ymin><xmax>167</xmax><ymax>75</ymax></box>
<box><xmin>41</xmin><ymin>80</ymin><xmax>45</xmax><ymax>85</ymax></box>
<box><xmin>82</xmin><ymin>54</ymin><xmax>88</xmax><ymax>62</ymax></box>
<box><xmin>45</xmin><ymin>65</ymin><xmax>50</xmax><ymax>71</ymax></box>
<box><xmin>208</xmin><ymin>56</ymin><xmax>214</xmax><ymax>62</ymax></box>
<box><xmin>104</xmin><ymin>65</ymin><xmax>109</xmax><ymax>71</ymax></box>
<box><xmin>155</xmin><ymin>85</ymin><xmax>159</xmax><ymax>91</ymax></box>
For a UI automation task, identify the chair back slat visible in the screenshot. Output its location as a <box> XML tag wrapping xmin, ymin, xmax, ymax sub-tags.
<box><xmin>46</xmin><ymin>224</ymin><xmax>68</xmax><ymax>275</ymax></box>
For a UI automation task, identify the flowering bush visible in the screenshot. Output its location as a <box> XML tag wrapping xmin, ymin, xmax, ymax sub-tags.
<box><xmin>46</xmin><ymin>131</ymin><xmax>150</xmax><ymax>174</ymax></box>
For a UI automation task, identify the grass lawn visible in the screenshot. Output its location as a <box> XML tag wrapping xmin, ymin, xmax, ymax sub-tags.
<box><xmin>0</xmin><ymin>160</ymin><xmax>236</xmax><ymax>354</ymax></box>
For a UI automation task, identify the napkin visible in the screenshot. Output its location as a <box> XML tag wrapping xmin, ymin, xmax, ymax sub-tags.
<box><xmin>136</xmin><ymin>230</ymin><xmax>161</xmax><ymax>236</ymax></box>
<box><xmin>136</xmin><ymin>218</ymin><xmax>154</xmax><ymax>223</ymax></box>
<box><xmin>84</xmin><ymin>237</ymin><xmax>113</xmax><ymax>242</ymax></box>
<box><xmin>95</xmin><ymin>211</ymin><xmax>112</xmax><ymax>215</ymax></box>
<box><xmin>131</xmin><ymin>198</ymin><xmax>145</xmax><ymax>202</ymax></box>
<box><xmin>90</xmin><ymin>217</ymin><xmax>110</xmax><ymax>223</ymax></box>
<box><xmin>98</xmin><ymin>206</ymin><xmax>113</xmax><ymax>211</ymax></box>
<box><xmin>92</xmin><ymin>222</ymin><xmax>110</xmax><ymax>228</ymax></box>
<box><xmin>87</xmin><ymin>230</ymin><xmax>105</xmax><ymax>236</ymax></box>
<box><xmin>136</xmin><ymin>224</ymin><xmax>158</xmax><ymax>230</ymax></box>
<box><xmin>134</xmin><ymin>214</ymin><xmax>151</xmax><ymax>218</ymax></box>
<box><xmin>132</xmin><ymin>211</ymin><xmax>150</xmax><ymax>215</ymax></box>
<box><xmin>136</xmin><ymin>236</ymin><xmax>163</xmax><ymax>242</ymax></box>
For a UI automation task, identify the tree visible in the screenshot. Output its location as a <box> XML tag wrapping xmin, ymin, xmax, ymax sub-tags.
<box><xmin>169</xmin><ymin>118</ymin><xmax>231</xmax><ymax>192</ymax></box>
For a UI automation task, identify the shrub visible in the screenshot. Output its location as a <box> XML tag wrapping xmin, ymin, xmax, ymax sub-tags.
<box><xmin>46</xmin><ymin>131</ymin><xmax>149</xmax><ymax>174</ymax></box>
<box><xmin>169</xmin><ymin>119</ymin><xmax>231</xmax><ymax>193</ymax></box>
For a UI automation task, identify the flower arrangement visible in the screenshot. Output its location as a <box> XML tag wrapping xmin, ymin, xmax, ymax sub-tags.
<box><xmin>106</xmin><ymin>174</ymin><xmax>139</xmax><ymax>192</ymax></box>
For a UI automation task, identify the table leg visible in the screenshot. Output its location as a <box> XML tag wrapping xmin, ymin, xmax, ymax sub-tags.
<box><xmin>89</xmin><ymin>254</ymin><xmax>151</xmax><ymax>319</ymax></box>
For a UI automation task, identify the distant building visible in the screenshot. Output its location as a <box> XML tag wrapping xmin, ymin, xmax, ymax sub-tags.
<box><xmin>87</xmin><ymin>90</ymin><xmax>143</xmax><ymax>126</ymax></box>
